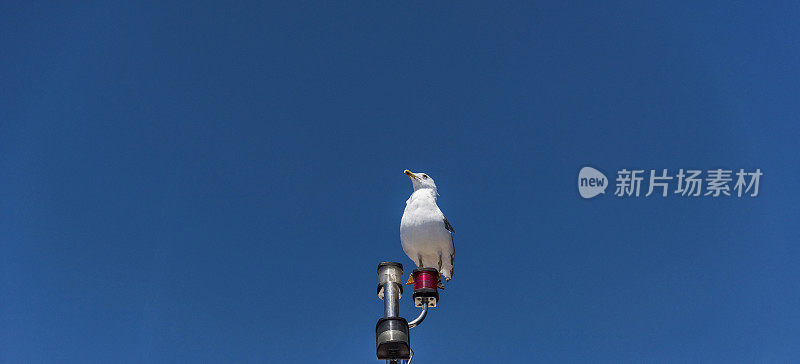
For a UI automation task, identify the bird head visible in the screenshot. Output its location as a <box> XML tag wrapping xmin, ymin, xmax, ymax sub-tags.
<box><xmin>404</xmin><ymin>170</ymin><xmax>438</xmax><ymax>193</ymax></box>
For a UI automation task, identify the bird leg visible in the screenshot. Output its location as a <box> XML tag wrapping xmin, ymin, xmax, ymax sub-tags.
<box><xmin>435</xmin><ymin>254</ymin><xmax>446</xmax><ymax>289</ymax></box>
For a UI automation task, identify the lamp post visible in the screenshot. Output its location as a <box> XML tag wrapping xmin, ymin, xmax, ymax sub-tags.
<box><xmin>375</xmin><ymin>262</ymin><xmax>437</xmax><ymax>363</ymax></box>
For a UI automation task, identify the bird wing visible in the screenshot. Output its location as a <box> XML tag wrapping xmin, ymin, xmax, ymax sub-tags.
<box><xmin>443</xmin><ymin>216</ymin><xmax>454</xmax><ymax>233</ymax></box>
<box><xmin>443</xmin><ymin>215</ymin><xmax>455</xmax><ymax>280</ymax></box>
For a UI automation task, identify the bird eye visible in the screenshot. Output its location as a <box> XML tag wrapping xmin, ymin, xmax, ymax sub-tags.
<box><xmin>422</xmin><ymin>174</ymin><xmax>428</xmax><ymax>179</ymax></box>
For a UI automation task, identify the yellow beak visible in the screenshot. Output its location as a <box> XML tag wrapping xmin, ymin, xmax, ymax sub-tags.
<box><xmin>404</xmin><ymin>170</ymin><xmax>418</xmax><ymax>180</ymax></box>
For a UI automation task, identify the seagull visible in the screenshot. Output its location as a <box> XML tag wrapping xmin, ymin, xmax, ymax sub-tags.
<box><xmin>400</xmin><ymin>170</ymin><xmax>455</xmax><ymax>288</ymax></box>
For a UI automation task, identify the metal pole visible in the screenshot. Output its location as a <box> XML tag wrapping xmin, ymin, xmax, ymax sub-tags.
<box><xmin>383</xmin><ymin>281</ymin><xmax>400</xmax><ymax>318</ymax></box>
<box><xmin>376</xmin><ymin>262</ymin><xmax>410</xmax><ymax>362</ymax></box>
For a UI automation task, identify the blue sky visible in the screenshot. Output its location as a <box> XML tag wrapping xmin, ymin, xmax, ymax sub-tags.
<box><xmin>2</xmin><ymin>1</ymin><xmax>799</xmax><ymax>362</ymax></box>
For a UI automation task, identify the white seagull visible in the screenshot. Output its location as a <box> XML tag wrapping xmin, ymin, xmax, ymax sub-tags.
<box><xmin>400</xmin><ymin>170</ymin><xmax>455</xmax><ymax>288</ymax></box>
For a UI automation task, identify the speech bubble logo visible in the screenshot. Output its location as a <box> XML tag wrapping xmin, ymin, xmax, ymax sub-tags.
<box><xmin>578</xmin><ymin>166</ymin><xmax>608</xmax><ymax>199</ymax></box>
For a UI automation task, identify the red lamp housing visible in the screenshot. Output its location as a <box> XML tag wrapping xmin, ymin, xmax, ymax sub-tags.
<box><xmin>411</xmin><ymin>268</ymin><xmax>439</xmax><ymax>307</ymax></box>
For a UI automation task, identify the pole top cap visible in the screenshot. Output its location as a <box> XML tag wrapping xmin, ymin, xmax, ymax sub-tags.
<box><xmin>377</xmin><ymin>262</ymin><xmax>403</xmax><ymax>273</ymax></box>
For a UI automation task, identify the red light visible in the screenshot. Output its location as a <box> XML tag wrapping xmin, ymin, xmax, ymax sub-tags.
<box><xmin>411</xmin><ymin>268</ymin><xmax>439</xmax><ymax>307</ymax></box>
<box><xmin>413</xmin><ymin>269</ymin><xmax>438</xmax><ymax>290</ymax></box>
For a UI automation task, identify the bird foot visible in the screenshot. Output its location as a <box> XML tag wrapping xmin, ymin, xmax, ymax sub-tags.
<box><xmin>437</xmin><ymin>272</ymin><xmax>445</xmax><ymax>290</ymax></box>
<box><xmin>406</xmin><ymin>274</ymin><xmax>414</xmax><ymax>285</ymax></box>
